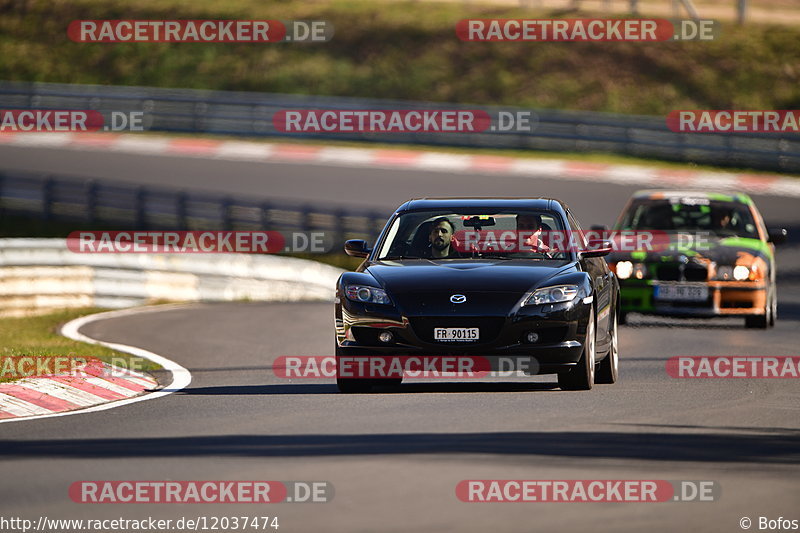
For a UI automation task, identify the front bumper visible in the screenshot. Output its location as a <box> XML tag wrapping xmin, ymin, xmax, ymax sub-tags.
<box><xmin>335</xmin><ymin>298</ymin><xmax>591</xmax><ymax>373</ymax></box>
<box><xmin>620</xmin><ymin>280</ymin><xmax>767</xmax><ymax>317</ymax></box>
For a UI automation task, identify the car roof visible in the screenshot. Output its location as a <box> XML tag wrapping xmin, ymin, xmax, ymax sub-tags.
<box><xmin>631</xmin><ymin>190</ymin><xmax>753</xmax><ymax>205</ymax></box>
<box><xmin>395</xmin><ymin>197</ymin><xmax>566</xmax><ymax>213</ymax></box>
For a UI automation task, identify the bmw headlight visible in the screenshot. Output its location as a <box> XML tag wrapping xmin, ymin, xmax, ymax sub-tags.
<box><xmin>345</xmin><ymin>285</ymin><xmax>392</xmax><ymax>305</ymax></box>
<box><xmin>616</xmin><ymin>261</ymin><xmax>633</xmax><ymax>280</ymax></box>
<box><xmin>733</xmin><ymin>265</ymin><xmax>751</xmax><ymax>281</ymax></box>
<box><xmin>522</xmin><ymin>285</ymin><xmax>579</xmax><ymax>306</ymax></box>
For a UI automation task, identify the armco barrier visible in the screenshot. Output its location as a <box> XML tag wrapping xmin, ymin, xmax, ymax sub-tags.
<box><xmin>0</xmin><ymin>238</ymin><xmax>343</xmax><ymax>316</ymax></box>
<box><xmin>1</xmin><ymin>81</ymin><xmax>799</xmax><ymax>172</ymax></box>
<box><xmin>0</xmin><ymin>171</ymin><xmax>388</xmax><ymax>244</ymax></box>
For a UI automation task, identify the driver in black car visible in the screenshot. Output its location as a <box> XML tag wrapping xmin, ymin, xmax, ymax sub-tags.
<box><xmin>425</xmin><ymin>217</ymin><xmax>461</xmax><ymax>258</ymax></box>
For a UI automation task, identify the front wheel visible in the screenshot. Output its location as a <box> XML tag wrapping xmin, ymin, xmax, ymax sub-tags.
<box><xmin>335</xmin><ymin>345</ymin><xmax>374</xmax><ymax>393</ymax></box>
<box><xmin>558</xmin><ymin>306</ymin><xmax>596</xmax><ymax>391</ymax></box>
<box><xmin>596</xmin><ymin>309</ymin><xmax>618</xmax><ymax>384</ymax></box>
<box><xmin>745</xmin><ymin>286</ymin><xmax>774</xmax><ymax>329</ymax></box>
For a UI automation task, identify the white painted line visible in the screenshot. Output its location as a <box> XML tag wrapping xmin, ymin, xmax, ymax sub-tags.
<box><xmin>111</xmin><ymin>137</ymin><xmax>171</xmax><ymax>154</ymax></box>
<box><xmin>9</xmin><ymin>132</ymin><xmax>75</xmax><ymax>147</ymax></box>
<box><xmin>13</xmin><ymin>378</ymin><xmax>108</xmax><ymax>406</ymax></box>
<box><xmin>509</xmin><ymin>159</ymin><xmax>566</xmax><ymax>178</ymax></box>
<box><xmin>214</xmin><ymin>141</ymin><xmax>275</xmax><ymax>160</ymax></box>
<box><xmin>0</xmin><ymin>304</ymin><xmax>193</xmax><ymax>424</ymax></box>
<box><xmin>0</xmin><ymin>393</ymin><xmax>53</xmax><ymax>416</ymax></box>
<box><xmin>415</xmin><ymin>152</ymin><xmax>472</xmax><ymax>172</ymax></box>
<box><xmin>315</xmin><ymin>147</ymin><xmax>374</xmax><ymax>166</ymax></box>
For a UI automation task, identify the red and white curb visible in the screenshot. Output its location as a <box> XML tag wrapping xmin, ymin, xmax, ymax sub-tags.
<box><xmin>0</xmin><ymin>305</ymin><xmax>192</xmax><ymax>424</ymax></box>
<box><xmin>2</xmin><ymin>131</ymin><xmax>799</xmax><ymax>198</ymax></box>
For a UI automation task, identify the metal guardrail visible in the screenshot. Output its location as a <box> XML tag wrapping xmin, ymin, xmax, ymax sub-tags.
<box><xmin>1</xmin><ymin>81</ymin><xmax>799</xmax><ymax>173</ymax></box>
<box><xmin>0</xmin><ymin>171</ymin><xmax>388</xmax><ymax>244</ymax></box>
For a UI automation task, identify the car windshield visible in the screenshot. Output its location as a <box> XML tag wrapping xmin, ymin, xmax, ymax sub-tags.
<box><xmin>375</xmin><ymin>209</ymin><xmax>571</xmax><ymax>260</ymax></box>
<box><xmin>619</xmin><ymin>198</ymin><xmax>759</xmax><ymax>238</ymax></box>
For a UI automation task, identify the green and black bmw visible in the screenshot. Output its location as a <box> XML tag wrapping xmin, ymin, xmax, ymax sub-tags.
<box><xmin>605</xmin><ymin>190</ymin><xmax>787</xmax><ymax>329</ymax></box>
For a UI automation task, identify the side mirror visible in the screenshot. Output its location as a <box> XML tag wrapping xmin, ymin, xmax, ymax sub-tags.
<box><xmin>767</xmin><ymin>228</ymin><xmax>787</xmax><ymax>245</ymax></box>
<box><xmin>344</xmin><ymin>239</ymin><xmax>371</xmax><ymax>258</ymax></box>
<box><xmin>580</xmin><ymin>239</ymin><xmax>613</xmax><ymax>258</ymax></box>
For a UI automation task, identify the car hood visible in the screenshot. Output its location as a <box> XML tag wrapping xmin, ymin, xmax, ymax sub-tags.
<box><xmin>366</xmin><ymin>259</ymin><xmax>575</xmax><ymax>314</ymax></box>
<box><xmin>608</xmin><ymin>233</ymin><xmax>772</xmax><ymax>265</ymax></box>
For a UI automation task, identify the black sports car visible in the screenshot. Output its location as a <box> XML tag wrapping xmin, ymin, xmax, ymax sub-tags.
<box><xmin>334</xmin><ymin>198</ymin><xmax>620</xmax><ymax>393</ymax></box>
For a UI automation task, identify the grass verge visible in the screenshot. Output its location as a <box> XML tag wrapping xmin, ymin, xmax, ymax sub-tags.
<box><xmin>0</xmin><ymin>307</ymin><xmax>161</xmax><ymax>383</ymax></box>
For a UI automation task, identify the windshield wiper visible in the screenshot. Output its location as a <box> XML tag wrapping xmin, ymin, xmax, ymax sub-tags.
<box><xmin>475</xmin><ymin>254</ymin><xmax>514</xmax><ymax>260</ymax></box>
<box><xmin>380</xmin><ymin>255</ymin><xmax>423</xmax><ymax>260</ymax></box>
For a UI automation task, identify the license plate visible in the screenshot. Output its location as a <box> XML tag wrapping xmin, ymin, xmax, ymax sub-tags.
<box><xmin>655</xmin><ymin>284</ymin><xmax>708</xmax><ymax>302</ymax></box>
<box><xmin>434</xmin><ymin>328</ymin><xmax>479</xmax><ymax>342</ymax></box>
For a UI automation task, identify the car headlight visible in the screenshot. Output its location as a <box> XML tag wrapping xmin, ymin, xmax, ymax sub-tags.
<box><xmin>616</xmin><ymin>261</ymin><xmax>633</xmax><ymax>279</ymax></box>
<box><xmin>733</xmin><ymin>265</ymin><xmax>751</xmax><ymax>281</ymax></box>
<box><xmin>345</xmin><ymin>285</ymin><xmax>392</xmax><ymax>305</ymax></box>
<box><xmin>522</xmin><ymin>284</ymin><xmax>579</xmax><ymax>306</ymax></box>
<box><xmin>633</xmin><ymin>263</ymin><xmax>648</xmax><ymax>280</ymax></box>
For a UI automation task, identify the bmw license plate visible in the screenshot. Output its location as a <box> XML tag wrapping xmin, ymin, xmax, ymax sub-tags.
<box><xmin>655</xmin><ymin>284</ymin><xmax>708</xmax><ymax>302</ymax></box>
<box><xmin>434</xmin><ymin>328</ymin><xmax>479</xmax><ymax>342</ymax></box>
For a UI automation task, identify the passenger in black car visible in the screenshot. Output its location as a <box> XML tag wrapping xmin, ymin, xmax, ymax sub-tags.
<box><xmin>425</xmin><ymin>217</ymin><xmax>460</xmax><ymax>258</ymax></box>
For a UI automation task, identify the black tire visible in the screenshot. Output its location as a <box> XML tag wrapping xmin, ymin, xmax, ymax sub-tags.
<box><xmin>618</xmin><ymin>310</ymin><xmax>628</xmax><ymax>325</ymax></box>
<box><xmin>745</xmin><ymin>287</ymin><xmax>773</xmax><ymax>329</ymax></box>
<box><xmin>596</xmin><ymin>310</ymin><xmax>618</xmax><ymax>384</ymax></box>
<box><xmin>558</xmin><ymin>306</ymin><xmax>596</xmax><ymax>391</ymax></box>
<box><xmin>335</xmin><ymin>345</ymin><xmax>374</xmax><ymax>393</ymax></box>
<box><xmin>374</xmin><ymin>377</ymin><xmax>403</xmax><ymax>388</ymax></box>
<box><xmin>769</xmin><ymin>284</ymin><xmax>777</xmax><ymax>327</ymax></box>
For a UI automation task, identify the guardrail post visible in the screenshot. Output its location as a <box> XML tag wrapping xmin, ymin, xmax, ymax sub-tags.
<box><xmin>260</xmin><ymin>202</ymin><xmax>271</xmax><ymax>230</ymax></box>
<box><xmin>0</xmin><ymin>172</ymin><xmax>5</xmax><ymax>218</ymax></box>
<box><xmin>370</xmin><ymin>212</ymin><xmax>383</xmax><ymax>241</ymax></box>
<box><xmin>221</xmin><ymin>197</ymin><xmax>233</xmax><ymax>230</ymax></box>
<box><xmin>302</xmin><ymin>205</ymin><xmax>313</xmax><ymax>233</ymax></box>
<box><xmin>135</xmin><ymin>187</ymin><xmax>147</xmax><ymax>229</ymax></box>
<box><xmin>42</xmin><ymin>176</ymin><xmax>55</xmax><ymax>222</ymax></box>
<box><xmin>176</xmin><ymin>191</ymin><xmax>188</xmax><ymax>230</ymax></box>
<box><xmin>85</xmin><ymin>180</ymin><xmax>98</xmax><ymax>224</ymax></box>
<box><xmin>334</xmin><ymin>208</ymin><xmax>346</xmax><ymax>246</ymax></box>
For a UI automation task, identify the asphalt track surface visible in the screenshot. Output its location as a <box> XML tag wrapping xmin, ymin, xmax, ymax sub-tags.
<box><xmin>1</xmin><ymin>144</ymin><xmax>800</xmax><ymax>532</ymax></box>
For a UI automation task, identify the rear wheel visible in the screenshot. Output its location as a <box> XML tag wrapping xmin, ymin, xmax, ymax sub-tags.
<box><xmin>596</xmin><ymin>310</ymin><xmax>618</xmax><ymax>384</ymax></box>
<box><xmin>335</xmin><ymin>345</ymin><xmax>374</xmax><ymax>393</ymax></box>
<box><xmin>558</xmin><ymin>307</ymin><xmax>596</xmax><ymax>391</ymax></box>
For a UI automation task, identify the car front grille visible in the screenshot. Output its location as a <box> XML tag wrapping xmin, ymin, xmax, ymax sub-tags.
<box><xmin>655</xmin><ymin>263</ymin><xmax>707</xmax><ymax>282</ymax></box>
